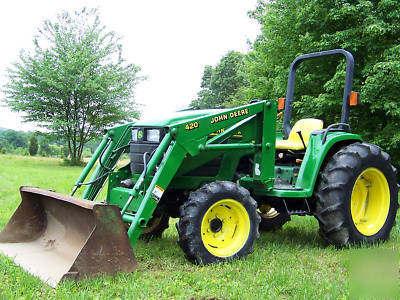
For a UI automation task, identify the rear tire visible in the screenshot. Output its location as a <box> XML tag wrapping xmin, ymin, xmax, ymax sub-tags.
<box><xmin>140</xmin><ymin>206</ymin><xmax>169</xmax><ymax>240</ymax></box>
<box><xmin>315</xmin><ymin>142</ymin><xmax>399</xmax><ymax>247</ymax></box>
<box><xmin>176</xmin><ymin>181</ymin><xmax>260</xmax><ymax>264</ymax></box>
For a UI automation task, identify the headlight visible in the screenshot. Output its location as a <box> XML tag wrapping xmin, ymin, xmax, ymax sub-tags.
<box><xmin>132</xmin><ymin>129</ymin><xmax>138</xmax><ymax>142</ymax></box>
<box><xmin>146</xmin><ymin>129</ymin><xmax>161</xmax><ymax>142</ymax></box>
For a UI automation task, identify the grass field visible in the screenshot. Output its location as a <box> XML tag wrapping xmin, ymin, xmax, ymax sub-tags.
<box><xmin>0</xmin><ymin>155</ymin><xmax>399</xmax><ymax>299</ymax></box>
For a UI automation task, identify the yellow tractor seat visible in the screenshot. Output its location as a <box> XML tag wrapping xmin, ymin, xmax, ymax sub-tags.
<box><xmin>276</xmin><ymin>118</ymin><xmax>323</xmax><ymax>150</ymax></box>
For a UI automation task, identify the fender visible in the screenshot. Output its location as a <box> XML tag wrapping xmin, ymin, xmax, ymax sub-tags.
<box><xmin>267</xmin><ymin>131</ymin><xmax>362</xmax><ymax>198</ymax></box>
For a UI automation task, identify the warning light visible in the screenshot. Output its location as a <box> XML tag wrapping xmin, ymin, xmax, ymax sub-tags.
<box><xmin>350</xmin><ymin>92</ymin><xmax>360</xmax><ymax>106</ymax></box>
<box><xmin>278</xmin><ymin>98</ymin><xmax>285</xmax><ymax>110</ymax></box>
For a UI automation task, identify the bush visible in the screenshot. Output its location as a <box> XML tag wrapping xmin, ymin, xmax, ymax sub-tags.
<box><xmin>14</xmin><ymin>147</ymin><xmax>29</xmax><ymax>156</ymax></box>
<box><xmin>48</xmin><ymin>144</ymin><xmax>61</xmax><ymax>157</ymax></box>
<box><xmin>82</xmin><ymin>148</ymin><xmax>92</xmax><ymax>158</ymax></box>
<box><xmin>60</xmin><ymin>146</ymin><xmax>69</xmax><ymax>159</ymax></box>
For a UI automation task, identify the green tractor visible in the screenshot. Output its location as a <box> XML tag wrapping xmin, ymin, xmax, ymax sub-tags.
<box><xmin>0</xmin><ymin>49</ymin><xmax>398</xmax><ymax>286</ymax></box>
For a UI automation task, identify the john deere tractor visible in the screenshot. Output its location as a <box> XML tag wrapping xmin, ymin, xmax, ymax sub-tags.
<box><xmin>0</xmin><ymin>49</ymin><xmax>398</xmax><ymax>286</ymax></box>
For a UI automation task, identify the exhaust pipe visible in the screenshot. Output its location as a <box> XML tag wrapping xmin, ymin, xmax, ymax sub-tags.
<box><xmin>0</xmin><ymin>187</ymin><xmax>137</xmax><ymax>287</ymax></box>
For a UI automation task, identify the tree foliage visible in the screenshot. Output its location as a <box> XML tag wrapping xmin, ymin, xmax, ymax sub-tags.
<box><xmin>193</xmin><ymin>0</ymin><xmax>400</xmax><ymax>167</ymax></box>
<box><xmin>246</xmin><ymin>0</ymin><xmax>400</xmax><ymax>167</ymax></box>
<box><xmin>0</xmin><ymin>128</ymin><xmax>94</xmax><ymax>158</ymax></box>
<box><xmin>247</xmin><ymin>1</ymin><xmax>400</xmax><ymax>121</ymax></box>
<box><xmin>3</xmin><ymin>8</ymin><xmax>142</xmax><ymax>164</ymax></box>
<box><xmin>190</xmin><ymin>51</ymin><xmax>247</xmax><ymax>109</ymax></box>
<box><xmin>0</xmin><ymin>130</ymin><xmax>28</xmax><ymax>151</ymax></box>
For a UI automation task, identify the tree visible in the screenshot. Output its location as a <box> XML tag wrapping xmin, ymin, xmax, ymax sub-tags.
<box><xmin>28</xmin><ymin>135</ymin><xmax>38</xmax><ymax>156</ymax></box>
<box><xmin>1</xmin><ymin>130</ymin><xmax>28</xmax><ymax>149</ymax></box>
<box><xmin>243</xmin><ymin>0</ymin><xmax>400</xmax><ymax>167</ymax></box>
<box><xmin>3</xmin><ymin>8</ymin><xmax>142</xmax><ymax>165</ymax></box>
<box><xmin>191</xmin><ymin>51</ymin><xmax>247</xmax><ymax>109</ymax></box>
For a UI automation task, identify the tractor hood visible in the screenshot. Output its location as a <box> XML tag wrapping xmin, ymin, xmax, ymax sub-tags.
<box><xmin>133</xmin><ymin>109</ymin><xmax>224</xmax><ymax>127</ymax></box>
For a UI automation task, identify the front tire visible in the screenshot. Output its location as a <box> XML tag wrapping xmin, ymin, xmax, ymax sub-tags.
<box><xmin>176</xmin><ymin>181</ymin><xmax>260</xmax><ymax>264</ymax></box>
<box><xmin>315</xmin><ymin>142</ymin><xmax>399</xmax><ymax>247</ymax></box>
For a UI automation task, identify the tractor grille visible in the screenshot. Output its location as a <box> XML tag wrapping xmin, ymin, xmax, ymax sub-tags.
<box><xmin>130</xmin><ymin>143</ymin><xmax>160</xmax><ymax>174</ymax></box>
<box><xmin>129</xmin><ymin>127</ymin><xmax>165</xmax><ymax>174</ymax></box>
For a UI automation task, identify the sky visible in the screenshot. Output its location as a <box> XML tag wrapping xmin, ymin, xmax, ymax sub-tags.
<box><xmin>0</xmin><ymin>0</ymin><xmax>260</xmax><ymax>131</ymax></box>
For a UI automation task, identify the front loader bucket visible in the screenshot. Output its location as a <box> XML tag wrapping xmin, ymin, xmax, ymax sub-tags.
<box><xmin>0</xmin><ymin>187</ymin><xmax>137</xmax><ymax>287</ymax></box>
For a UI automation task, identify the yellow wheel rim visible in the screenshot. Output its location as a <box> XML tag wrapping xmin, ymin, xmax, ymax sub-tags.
<box><xmin>201</xmin><ymin>199</ymin><xmax>250</xmax><ymax>257</ymax></box>
<box><xmin>351</xmin><ymin>168</ymin><xmax>390</xmax><ymax>236</ymax></box>
<box><xmin>258</xmin><ymin>204</ymin><xmax>280</xmax><ymax>219</ymax></box>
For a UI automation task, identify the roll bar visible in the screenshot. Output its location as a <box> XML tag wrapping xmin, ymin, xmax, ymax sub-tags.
<box><xmin>283</xmin><ymin>49</ymin><xmax>354</xmax><ymax>138</ymax></box>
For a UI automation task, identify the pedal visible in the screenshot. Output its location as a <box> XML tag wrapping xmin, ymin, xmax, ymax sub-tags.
<box><xmin>283</xmin><ymin>199</ymin><xmax>312</xmax><ymax>216</ymax></box>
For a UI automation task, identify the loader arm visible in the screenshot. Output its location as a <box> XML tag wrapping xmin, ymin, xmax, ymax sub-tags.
<box><xmin>118</xmin><ymin>100</ymin><xmax>277</xmax><ymax>247</ymax></box>
<box><xmin>72</xmin><ymin>122</ymin><xmax>135</xmax><ymax>201</ymax></box>
<box><xmin>171</xmin><ymin>100</ymin><xmax>277</xmax><ymax>185</ymax></box>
